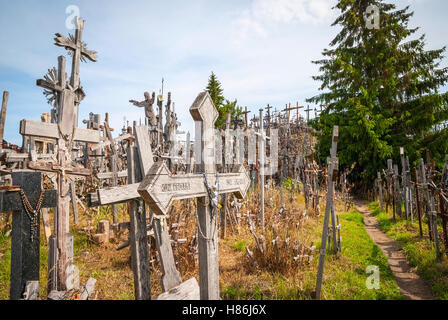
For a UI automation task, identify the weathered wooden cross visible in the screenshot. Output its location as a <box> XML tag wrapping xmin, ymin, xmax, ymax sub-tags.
<box><xmin>22</xmin><ymin>50</ymin><xmax>99</xmax><ymax>290</ymax></box>
<box><xmin>315</xmin><ymin>125</ymin><xmax>339</xmax><ymax>300</ymax></box>
<box><xmin>138</xmin><ymin>92</ymin><xmax>250</xmax><ymax>300</ymax></box>
<box><xmin>54</xmin><ymin>17</ymin><xmax>97</xmax><ymax>127</ymax></box>
<box><xmin>0</xmin><ymin>171</ymin><xmax>57</xmax><ymax>300</ymax></box>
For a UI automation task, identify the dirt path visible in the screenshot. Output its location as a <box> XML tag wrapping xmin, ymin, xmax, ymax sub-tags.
<box><xmin>355</xmin><ymin>201</ymin><xmax>436</xmax><ymax>300</ymax></box>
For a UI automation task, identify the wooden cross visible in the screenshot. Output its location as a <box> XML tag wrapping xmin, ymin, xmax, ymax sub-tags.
<box><xmin>0</xmin><ymin>171</ymin><xmax>57</xmax><ymax>300</ymax></box>
<box><xmin>22</xmin><ymin>55</ymin><xmax>100</xmax><ymax>292</ymax></box>
<box><xmin>54</xmin><ymin>18</ymin><xmax>97</xmax><ymax>127</ymax></box>
<box><xmin>283</xmin><ymin>103</ymin><xmax>303</xmax><ymax>126</ymax></box>
<box><xmin>315</xmin><ymin>125</ymin><xmax>339</xmax><ymax>299</ymax></box>
<box><xmin>265</xmin><ymin>103</ymin><xmax>273</xmax><ymax>121</ymax></box>
<box><xmin>304</xmin><ymin>105</ymin><xmax>313</xmax><ymax>123</ymax></box>
<box><xmin>242</xmin><ymin>107</ymin><xmax>251</xmax><ymax>130</ymax></box>
<box><xmin>138</xmin><ymin>92</ymin><xmax>250</xmax><ymax>300</ymax></box>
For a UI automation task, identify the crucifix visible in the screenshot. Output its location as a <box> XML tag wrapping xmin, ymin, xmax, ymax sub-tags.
<box><xmin>54</xmin><ymin>17</ymin><xmax>97</xmax><ymax>127</ymax></box>
<box><xmin>304</xmin><ymin>105</ymin><xmax>313</xmax><ymax>123</ymax></box>
<box><xmin>138</xmin><ymin>92</ymin><xmax>250</xmax><ymax>300</ymax></box>
<box><xmin>129</xmin><ymin>92</ymin><xmax>157</xmax><ymax>128</ymax></box>
<box><xmin>0</xmin><ymin>171</ymin><xmax>57</xmax><ymax>300</ymax></box>
<box><xmin>23</xmin><ymin>53</ymin><xmax>100</xmax><ymax>291</ymax></box>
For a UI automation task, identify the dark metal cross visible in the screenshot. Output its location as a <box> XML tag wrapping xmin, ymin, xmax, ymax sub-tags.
<box><xmin>0</xmin><ymin>171</ymin><xmax>57</xmax><ymax>300</ymax></box>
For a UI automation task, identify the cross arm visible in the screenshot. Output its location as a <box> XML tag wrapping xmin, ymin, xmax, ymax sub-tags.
<box><xmin>54</xmin><ymin>33</ymin><xmax>97</xmax><ymax>62</ymax></box>
<box><xmin>36</xmin><ymin>79</ymin><xmax>63</xmax><ymax>92</ymax></box>
<box><xmin>0</xmin><ymin>189</ymin><xmax>57</xmax><ymax>212</ymax></box>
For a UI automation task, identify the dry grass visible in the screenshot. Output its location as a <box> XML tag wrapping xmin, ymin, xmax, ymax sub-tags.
<box><xmin>0</xmin><ymin>183</ymin><xmax>402</xmax><ymax>300</ymax></box>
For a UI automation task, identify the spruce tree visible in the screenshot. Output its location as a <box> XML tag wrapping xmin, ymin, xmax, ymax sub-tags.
<box><xmin>205</xmin><ymin>72</ymin><xmax>242</xmax><ymax>128</ymax></box>
<box><xmin>308</xmin><ymin>0</ymin><xmax>448</xmax><ymax>190</ymax></box>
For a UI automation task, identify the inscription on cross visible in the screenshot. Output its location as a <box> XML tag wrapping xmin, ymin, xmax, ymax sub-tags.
<box><xmin>138</xmin><ymin>92</ymin><xmax>250</xmax><ymax>300</ymax></box>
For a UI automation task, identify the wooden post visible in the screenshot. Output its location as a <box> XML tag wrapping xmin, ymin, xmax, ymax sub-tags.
<box><xmin>259</xmin><ymin>109</ymin><xmax>265</xmax><ymax>230</ymax></box>
<box><xmin>420</xmin><ymin>159</ymin><xmax>433</xmax><ymax>241</ymax></box>
<box><xmin>315</xmin><ymin>126</ymin><xmax>338</xmax><ymax>300</ymax></box>
<box><xmin>127</xmin><ymin>144</ymin><xmax>151</xmax><ymax>300</ymax></box>
<box><xmin>413</xmin><ymin>167</ymin><xmax>423</xmax><ymax>237</ymax></box>
<box><xmin>0</xmin><ymin>91</ymin><xmax>9</xmax><ymax>152</ymax></box>
<box><xmin>377</xmin><ymin>172</ymin><xmax>383</xmax><ymax>210</ymax></box>
<box><xmin>190</xmin><ymin>92</ymin><xmax>220</xmax><ymax>300</ymax></box>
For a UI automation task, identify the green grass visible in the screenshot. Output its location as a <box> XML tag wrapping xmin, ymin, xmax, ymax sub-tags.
<box><xmin>312</xmin><ymin>209</ymin><xmax>403</xmax><ymax>300</ymax></box>
<box><xmin>368</xmin><ymin>201</ymin><xmax>448</xmax><ymax>299</ymax></box>
<box><xmin>233</xmin><ymin>240</ymin><xmax>245</xmax><ymax>252</ymax></box>
<box><xmin>221</xmin><ymin>208</ymin><xmax>403</xmax><ymax>300</ymax></box>
<box><xmin>0</xmin><ymin>229</ymin><xmax>50</xmax><ymax>299</ymax></box>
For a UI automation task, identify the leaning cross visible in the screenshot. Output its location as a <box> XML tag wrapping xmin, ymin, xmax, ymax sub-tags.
<box><xmin>138</xmin><ymin>91</ymin><xmax>250</xmax><ymax>300</ymax></box>
<box><xmin>315</xmin><ymin>125</ymin><xmax>339</xmax><ymax>300</ymax></box>
<box><xmin>0</xmin><ymin>171</ymin><xmax>57</xmax><ymax>300</ymax></box>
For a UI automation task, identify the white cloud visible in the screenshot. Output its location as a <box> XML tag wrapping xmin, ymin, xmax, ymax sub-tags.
<box><xmin>233</xmin><ymin>0</ymin><xmax>335</xmax><ymax>42</ymax></box>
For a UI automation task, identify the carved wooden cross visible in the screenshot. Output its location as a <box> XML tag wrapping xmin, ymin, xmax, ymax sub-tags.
<box><xmin>139</xmin><ymin>92</ymin><xmax>250</xmax><ymax>300</ymax></box>
<box><xmin>54</xmin><ymin>17</ymin><xmax>97</xmax><ymax>126</ymax></box>
<box><xmin>22</xmin><ymin>54</ymin><xmax>100</xmax><ymax>292</ymax></box>
<box><xmin>0</xmin><ymin>172</ymin><xmax>57</xmax><ymax>300</ymax></box>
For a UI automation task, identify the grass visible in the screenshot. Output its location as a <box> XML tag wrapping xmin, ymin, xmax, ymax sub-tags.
<box><xmin>368</xmin><ymin>201</ymin><xmax>448</xmax><ymax>299</ymax></box>
<box><xmin>315</xmin><ymin>209</ymin><xmax>403</xmax><ymax>300</ymax></box>
<box><xmin>219</xmin><ymin>193</ymin><xmax>403</xmax><ymax>300</ymax></box>
<box><xmin>0</xmin><ymin>189</ymin><xmax>404</xmax><ymax>300</ymax></box>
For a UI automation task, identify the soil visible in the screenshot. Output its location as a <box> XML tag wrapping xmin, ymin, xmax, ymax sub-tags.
<box><xmin>355</xmin><ymin>201</ymin><xmax>436</xmax><ymax>300</ymax></box>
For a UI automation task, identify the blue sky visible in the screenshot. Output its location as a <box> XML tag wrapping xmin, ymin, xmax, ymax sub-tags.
<box><xmin>0</xmin><ymin>0</ymin><xmax>447</xmax><ymax>145</ymax></box>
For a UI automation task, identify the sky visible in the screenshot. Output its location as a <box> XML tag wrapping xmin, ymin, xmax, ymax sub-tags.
<box><xmin>0</xmin><ymin>0</ymin><xmax>447</xmax><ymax>145</ymax></box>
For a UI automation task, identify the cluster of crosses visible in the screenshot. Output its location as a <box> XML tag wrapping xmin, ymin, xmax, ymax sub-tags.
<box><xmin>0</xmin><ymin>16</ymin><xmax>335</xmax><ymax>301</ymax></box>
<box><xmin>375</xmin><ymin>150</ymin><xmax>448</xmax><ymax>258</ymax></box>
<box><xmin>0</xmin><ymin>18</ymin><xmax>253</xmax><ymax>300</ymax></box>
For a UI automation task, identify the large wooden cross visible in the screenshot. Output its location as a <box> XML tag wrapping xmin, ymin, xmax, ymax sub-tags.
<box><xmin>22</xmin><ymin>54</ymin><xmax>100</xmax><ymax>292</ymax></box>
<box><xmin>139</xmin><ymin>92</ymin><xmax>250</xmax><ymax>300</ymax></box>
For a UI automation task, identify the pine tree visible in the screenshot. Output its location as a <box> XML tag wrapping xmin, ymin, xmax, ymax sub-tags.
<box><xmin>308</xmin><ymin>0</ymin><xmax>448</xmax><ymax>190</ymax></box>
<box><xmin>205</xmin><ymin>72</ymin><xmax>242</xmax><ymax>128</ymax></box>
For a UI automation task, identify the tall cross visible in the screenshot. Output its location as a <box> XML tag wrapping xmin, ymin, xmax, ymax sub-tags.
<box><xmin>283</xmin><ymin>102</ymin><xmax>303</xmax><ymax>125</ymax></box>
<box><xmin>304</xmin><ymin>105</ymin><xmax>313</xmax><ymax>123</ymax></box>
<box><xmin>265</xmin><ymin>104</ymin><xmax>273</xmax><ymax>127</ymax></box>
<box><xmin>54</xmin><ymin>18</ymin><xmax>97</xmax><ymax>127</ymax></box>
<box><xmin>139</xmin><ymin>91</ymin><xmax>249</xmax><ymax>300</ymax></box>
<box><xmin>241</xmin><ymin>107</ymin><xmax>251</xmax><ymax>130</ymax></box>
<box><xmin>24</xmin><ymin>54</ymin><xmax>100</xmax><ymax>292</ymax></box>
<box><xmin>0</xmin><ymin>91</ymin><xmax>8</xmax><ymax>152</ymax></box>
